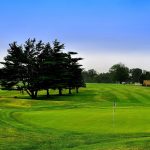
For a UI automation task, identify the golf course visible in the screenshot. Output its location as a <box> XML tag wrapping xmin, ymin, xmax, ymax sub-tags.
<box><xmin>0</xmin><ymin>83</ymin><xmax>150</xmax><ymax>150</ymax></box>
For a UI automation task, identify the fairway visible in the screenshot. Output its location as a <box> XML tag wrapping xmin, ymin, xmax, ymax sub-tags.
<box><xmin>0</xmin><ymin>84</ymin><xmax>150</xmax><ymax>150</ymax></box>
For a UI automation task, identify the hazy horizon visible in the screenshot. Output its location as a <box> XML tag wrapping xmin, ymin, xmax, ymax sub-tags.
<box><xmin>0</xmin><ymin>0</ymin><xmax>150</xmax><ymax>72</ymax></box>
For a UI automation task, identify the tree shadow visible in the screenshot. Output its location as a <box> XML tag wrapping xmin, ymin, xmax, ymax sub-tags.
<box><xmin>14</xmin><ymin>93</ymin><xmax>77</xmax><ymax>101</ymax></box>
<box><xmin>9</xmin><ymin>88</ymin><xmax>97</xmax><ymax>102</ymax></box>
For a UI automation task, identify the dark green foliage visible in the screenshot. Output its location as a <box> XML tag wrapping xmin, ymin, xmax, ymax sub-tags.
<box><xmin>109</xmin><ymin>63</ymin><xmax>129</xmax><ymax>83</ymax></box>
<box><xmin>67</xmin><ymin>52</ymin><xmax>85</xmax><ymax>93</ymax></box>
<box><xmin>82</xmin><ymin>65</ymin><xmax>150</xmax><ymax>84</ymax></box>
<box><xmin>82</xmin><ymin>70</ymin><xmax>113</xmax><ymax>83</ymax></box>
<box><xmin>96</xmin><ymin>73</ymin><xmax>113</xmax><ymax>83</ymax></box>
<box><xmin>0</xmin><ymin>39</ymin><xmax>85</xmax><ymax>99</ymax></box>
<box><xmin>130</xmin><ymin>68</ymin><xmax>142</xmax><ymax>83</ymax></box>
<box><xmin>82</xmin><ymin>69</ymin><xmax>98</xmax><ymax>83</ymax></box>
<box><xmin>139</xmin><ymin>71</ymin><xmax>150</xmax><ymax>84</ymax></box>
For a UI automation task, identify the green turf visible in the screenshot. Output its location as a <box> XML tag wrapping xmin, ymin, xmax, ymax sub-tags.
<box><xmin>0</xmin><ymin>84</ymin><xmax>150</xmax><ymax>150</ymax></box>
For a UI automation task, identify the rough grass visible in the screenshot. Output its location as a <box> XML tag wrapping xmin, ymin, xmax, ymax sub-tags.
<box><xmin>0</xmin><ymin>84</ymin><xmax>150</xmax><ymax>150</ymax></box>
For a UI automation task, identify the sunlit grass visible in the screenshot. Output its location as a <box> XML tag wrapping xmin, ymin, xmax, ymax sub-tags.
<box><xmin>0</xmin><ymin>84</ymin><xmax>150</xmax><ymax>150</ymax></box>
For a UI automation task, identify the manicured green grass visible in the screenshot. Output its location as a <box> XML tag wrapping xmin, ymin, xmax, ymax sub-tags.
<box><xmin>0</xmin><ymin>84</ymin><xmax>150</xmax><ymax>150</ymax></box>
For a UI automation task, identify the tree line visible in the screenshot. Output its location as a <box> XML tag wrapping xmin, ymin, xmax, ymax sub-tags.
<box><xmin>82</xmin><ymin>63</ymin><xmax>150</xmax><ymax>84</ymax></box>
<box><xmin>0</xmin><ymin>39</ymin><xmax>85</xmax><ymax>99</ymax></box>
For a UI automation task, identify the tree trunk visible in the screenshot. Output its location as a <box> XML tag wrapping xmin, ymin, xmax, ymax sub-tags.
<box><xmin>69</xmin><ymin>88</ymin><xmax>72</xmax><ymax>94</ymax></box>
<box><xmin>46</xmin><ymin>89</ymin><xmax>50</xmax><ymax>98</ymax></box>
<box><xmin>31</xmin><ymin>90</ymin><xmax>38</xmax><ymax>99</ymax></box>
<box><xmin>35</xmin><ymin>90</ymin><xmax>38</xmax><ymax>99</ymax></box>
<box><xmin>76</xmin><ymin>87</ymin><xmax>79</xmax><ymax>93</ymax></box>
<box><xmin>26</xmin><ymin>89</ymin><xmax>38</xmax><ymax>99</ymax></box>
<box><xmin>58</xmin><ymin>88</ymin><xmax>62</xmax><ymax>96</ymax></box>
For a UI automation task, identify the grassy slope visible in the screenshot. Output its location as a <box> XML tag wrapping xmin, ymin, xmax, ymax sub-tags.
<box><xmin>0</xmin><ymin>84</ymin><xmax>150</xmax><ymax>150</ymax></box>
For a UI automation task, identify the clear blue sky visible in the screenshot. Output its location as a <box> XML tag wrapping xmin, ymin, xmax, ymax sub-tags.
<box><xmin>0</xmin><ymin>0</ymin><xmax>150</xmax><ymax>72</ymax></box>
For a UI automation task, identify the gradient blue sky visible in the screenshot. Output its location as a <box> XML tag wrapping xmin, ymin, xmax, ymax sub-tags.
<box><xmin>0</xmin><ymin>0</ymin><xmax>150</xmax><ymax>72</ymax></box>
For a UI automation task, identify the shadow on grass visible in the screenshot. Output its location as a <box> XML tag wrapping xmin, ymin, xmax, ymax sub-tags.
<box><xmin>14</xmin><ymin>93</ymin><xmax>78</xmax><ymax>101</ymax></box>
<box><xmin>3</xmin><ymin>88</ymin><xmax>98</xmax><ymax>102</ymax></box>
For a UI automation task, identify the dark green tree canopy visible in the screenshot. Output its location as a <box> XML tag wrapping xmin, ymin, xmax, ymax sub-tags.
<box><xmin>130</xmin><ymin>68</ymin><xmax>142</xmax><ymax>83</ymax></box>
<box><xmin>109</xmin><ymin>63</ymin><xmax>129</xmax><ymax>84</ymax></box>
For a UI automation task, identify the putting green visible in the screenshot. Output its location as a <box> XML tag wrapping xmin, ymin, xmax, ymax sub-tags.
<box><xmin>13</xmin><ymin>107</ymin><xmax>150</xmax><ymax>134</ymax></box>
